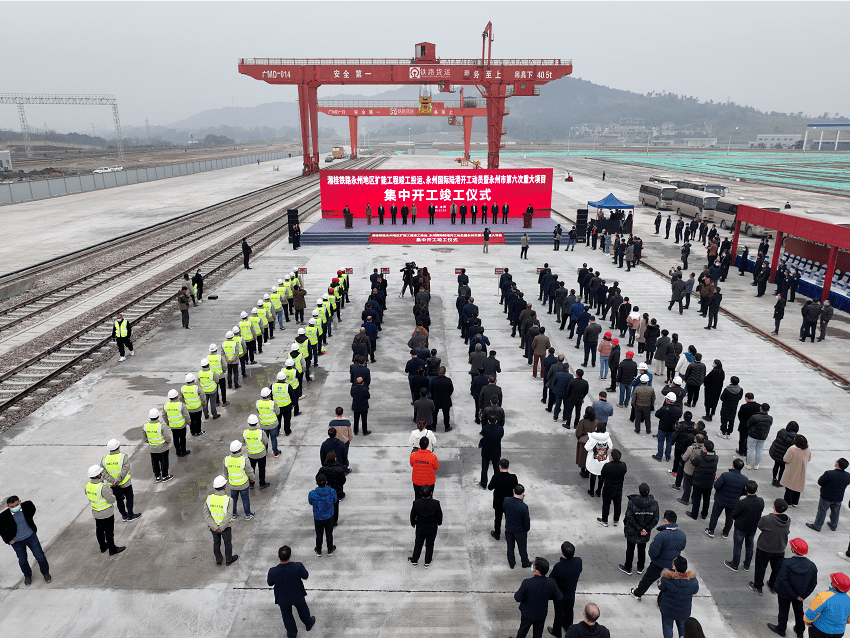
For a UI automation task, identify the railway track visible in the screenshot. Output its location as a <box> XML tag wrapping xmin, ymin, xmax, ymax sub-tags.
<box><xmin>0</xmin><ymin>156</ymin><xmax>387</xmax><ymax>418</ymax></box>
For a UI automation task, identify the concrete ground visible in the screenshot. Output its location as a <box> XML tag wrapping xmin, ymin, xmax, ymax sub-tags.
<box><xmin>2</xmin><ymin>154</ymin><xmax>850</xmax><ymax>638</ymax></box>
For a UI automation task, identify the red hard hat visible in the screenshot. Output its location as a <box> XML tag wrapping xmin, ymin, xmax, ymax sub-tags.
<box><xmin>328</xmin><ymin>287</ymin><xmax>334</xmax><ymax>293</ymax></box>
<box><xmin>626</xmin><ymin>350</ymin><xmax>635</xmax><ymax>358</ymax></box>
<box><xmin>332</xmin><ymin>278</ymin><xmax>340</xmax><ymax>283</ymax></box>
<box><xmin>789</xmin><ymin>538</ymin><xmax>808</xmax><ymax>555</ymax></box>
<box><xmin>337</xmin><ymin>270</ymin><xmax>342</xmax><ymax>275</ymax></box>
<box><xmin>604</xmin><ymin>331</ymin><xmax>612</xmax><ymax>338</ymax></box>
<box><xmin>611</xmin><ymin>338</ymin><xmax>619</xmax><ymax>345</ymax></box>
<box><xmin>832</xmin><ymin>573</ymin><xmax>850</xmax><ymax>593</ymax></box>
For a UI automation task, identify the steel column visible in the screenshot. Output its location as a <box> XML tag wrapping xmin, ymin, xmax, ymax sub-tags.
<box><xmin>348</xmin><ymin>116</ymin><xmax>358</xmax><ymax>159</ymax></box>
<box><xmin>768</xmin><ymin>231</ymin><xmax>783</xmax><ymax>283</ymax></box>
<box><xmin>485</xmin><ymin>83</ymin><xmax>506</xmax><ymax>169</ymax></box>
<box><xmin>462</xmin><ymin>116</ymin><xmax>473</xmax><ymax>159</ymax></box>
<box><xmin>731</xmin><ymin>219</ymin><xmax>741</xmax><ymax>267</ymax></box>
<box><xmin>823</xmin><ymin>244</ymin><xmax>838</xmax><ymax>301</ymax></box>
<box><xmin>307</xmin><ymin>85</ymin><xmax>320</xmax><ymax>174</ymax></box>
<box><xmin>297</xmin><ymin>85</ymin><xmax>311</xmax><ymax>173</ymax></box>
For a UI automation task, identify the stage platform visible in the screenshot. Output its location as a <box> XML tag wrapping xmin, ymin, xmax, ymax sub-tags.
<box><xmin>301</xmin><ymin>215</ymin><xmax>557</xmax><ymax>245</ymax></box>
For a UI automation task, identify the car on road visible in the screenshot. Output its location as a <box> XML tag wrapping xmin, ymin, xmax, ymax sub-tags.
<box><xmin>110</xmin><ymin>165</ymin><xmax>124</xmax><ymax>172</ymax></box>
<box><xmin>324</xmin><ymin>155</ymin><xmax>334</xmax><ymax>163</ymax></box>
<box><xmin>93</xmin><ymin>167</ymin><xmax>112</xmax><ymax>174</ymax></box>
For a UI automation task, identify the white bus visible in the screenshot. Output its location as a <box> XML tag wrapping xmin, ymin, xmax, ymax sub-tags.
<box><xmin>676</xmin><ymin>179</ymin><xmax>727</xmax><ymax>197</ymax></box>
<box><xmin>639</xmin><ymin>182</ymin><xmax>677</xmax><ymax>210</ymax></box>
<box><xmin>649</xmin><ymin>174</ymin><xmax>678</xmax><ymax>185</ymax></box>
<box><xmin>672</xmin><ymin>189</ymin><xmax>721</xmax><ymax>220</ymax></box>
<box><xmin>711</xmin><ymin>198</ymin><xmax>775</xmax><ymax>237</ymax></box>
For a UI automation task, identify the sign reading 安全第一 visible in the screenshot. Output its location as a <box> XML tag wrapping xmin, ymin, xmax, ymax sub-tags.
<box><xmin>345</xmin><ymin>268</ymin><xmax>353</xmax><ymax>274</ymax></box>
<box><xmin>298</xmin><ymin>268</ymin><xmax>307</xmax><ymax>274</ymax></box>
<box><xmin>495</xmin><ymin>268</ymin><xmax>505</xmax><ymax>274</ymax></box>
<box><xmin>319</xmin><ymin>169</ymin><xmax>553</xmax><ymax>217</ymax></box>
<box><xmin>380</xmin><ymin>268</ymin><xmax>390</xmax><ymax>274</ymax></box>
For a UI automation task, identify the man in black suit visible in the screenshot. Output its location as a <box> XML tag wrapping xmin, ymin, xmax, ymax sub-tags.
<box><xmin>377</xmin><ymin>204</ymin><xmax>385</xmax><ymax>225</ymax></box>
<box><xmin>513</xmin><ymin>557</ymin><xmax>563</xmax><ymax>638</ymax></box>
<box><xmin>401</xmin><ymin>204</ymin><xmax>409</xmax><ymax>225</ymax></box>
<box><xmin>429</xmin><ymin>366</ymin><xmax>454</xmax><ymax>432</ymax></box>
<box><xmin>504</xmin><ymin>484</ymin><xmax>532</xmax><ymax>569</ymax></box>
<box><xmin>488</xmin><ymin>459</ymin><xmax>518</xmax><ymax>540</ymax></box>
<box><xmin>502</xmin><ymin>202</ymin><xmax>509</xmax><ymax>223</ymax></box>
<box><xmin>460</xmin><ymin>203</ymin><xmax>468</xmax><ymax>224</ymax></box>
<box><xmin>267</xmin><ymin>545</ymin><xmax>315</xmax><ymax>638</ymax></box>
<box><xmin>407</xmin><ymin>485</ymin><xmax>443</xmax><ymax>567</ymax></box>
<box><xmin>428</xmin><ymin>204</ymin><xmax>436</xmax><ymax>224</ymax></box>
<box><xmin>390</xmin><ymin>204</ymin><xmax>398</xmax><ymax>225</ymax></box>
<box><xmin>470</xmin><ymin>203</ymin><xmax>478</xmax><ymax>224</ymax></box>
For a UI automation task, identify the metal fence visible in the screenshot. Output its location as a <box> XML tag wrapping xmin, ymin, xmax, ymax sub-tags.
<box><xmin>0</xmin><ymin>149</ymin><xmax>327</xmax><ymax>206</ymax></box>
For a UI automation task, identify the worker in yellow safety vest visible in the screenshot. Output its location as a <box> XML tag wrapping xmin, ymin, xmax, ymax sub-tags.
<box><xmin>255</xmin><ymin>387</ymin><xmax>281</xmax><ymax>456</ymax></box>
<box><xmin>283</xmin><ymin>358</ymin><xmax>302</xmax><ymax>416</ymax></box>
<box><xmin>320</xmin><ymin>296</ymin><xmax>333</xmax><ymax>336</ymax></box>
<box><xmin>142</xmin><ymin>407</ymin><xmax>173</xmax><ymax>481</ymax></box>
<box><xmin>221</xmin><ymin>331</ymin><xmax>240</xmax><ymax>391</ymax></box>
<box><xmin>271</xmin><ymin>370</ymin><xmax>293</xmax><ymax>437</ymax></box>
<box><xmin>327</xmin><ymin>289</ymin><xmax>338</xmax><ymax>325</ymax></box>
<box><xmin>311</xmin><ymin>310</ymin><xmax>324</xmax><ymax>352</ymax></box>
<box><xmin>198</xmin><ymin>359</ymin><xmax>221</xmax><ymax>420</ymax></box>
<box><xmin>205</xmin><ymin>475</ymin><xmax>237</xmax><ymax>566</ymax></box>
<box><xmin>239</xmin><ymin>311</ymin><xmax>258</xmax><ymax>364</ymax></box>
<box><xmin>112</xmin><ymin>312</ymin><xmax>134</xmax><ymax>361</ymax></box>
<box><xmin>101</xmin><ymin>438</ymin><xmax>141</xmax><ymax>523</ymax></box>
<box><xmin>243</xmin><ymin>413</ymin><xmax>270</xmax><ymax>489</ymax></box>
<box><xmin>270</xmin><ymin>286</ymin><xmax>284</xmax><ymax>329</ymax></box>
<box><xmin>250</xmin><ymin>307</ymin><xmax>264</xmax><ymax>354</ymax></box>
<box><xmin>284</xmin><ymin>274</ymin><xmax>296</xmax><ymax>315</ymax></box>
<box><xmin>85</xmin><ymin>464</ymin><xmax>124</xmax><ymax>555</ymax></box>
<box><xmin>162</xmin><ymin>390</ymin><xmax>190</xmax><ymax>457</ymax></box>
<box><xmin>260</xmin><ymin>295</ymin><xmax>274</xmax><ymax>341</ymax></box>
<box><xmin>182</xmin><ymin>373</ymin><xmax>207</xmax><ymax>436</ymax></box>
<box><xmin>305</xmin><ymin>319</ymin><xmax>319</xmax><ymax>367</ymax></box>
<box><xmin>295</xmin><ymin>327</ymin><xmax>312</xmax><ymax>380</ymax></box>
<box><xmin>208</xmin><ymin>342</ymin><xmax>230</xmax><ymax>405</ymax></box>
<box><xmin>337</xmin><ymin>269</ymin><xmax>350</xmax><ymax>303</ymax></box>
<box><xmin>224</xmin><ymin>440</ymin><xmax>255</xmax><ymax>519</ymax></box>
<box><xmin>231</xmin><ymin>325</ymin><xmax>247</xmax><ymax>376</ymax></box>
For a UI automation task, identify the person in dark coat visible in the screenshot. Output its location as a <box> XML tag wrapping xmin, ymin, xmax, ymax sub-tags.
<box><xmin>769</xmin><ymin>422</ymin><xmax>800</xmax><ymax>487</ymax></box>
<box><xmin>664</xmin><ymin>335</ymin><xmax>683</xmax><ymax>383</ymax></box>
<box><xmin>658</xmin><ymin>556</ymin><xmax>700</xmax><ymax>638</ymax></box>
<box><xmin>737</xmin><ymin>394</ymin><xmax>761</xmax><ymax>457</ymax></box>
<box><xmin>319</xmin><ymin>429</ymin><xmax>348</xmax><ymax>470</ymax></box>
<box><xmin>548</xmin><ymin>541</ymin><xmax>583</xmax><ymax>638</ymax></box>
<box><xmin>619</xmin><ymin>483</ymin><xmax>660</xmax><ymax>575</ymax></box>
<box><xmin>479</xmin><ymin>417</ymin><xmax>504</xmax><ymax>488</ymax></box>
<box><xmin>488</xmin><ymin>459</ymin><xmax>518</xmax><ymax>540</ymax></box>
<box><xmin>807</xmin><ymin>457</ymin><xmax>850</xmax><ymax>532</ymax></box>
<box><xmin>725</xmin><ymin>480</ymin><xmax>765</xmax><ymax>572</ymax></box>
<box><xmin>350</xmin><ymin>378</ymin><xmax>370</xmax><ymax>435</ymax></box>
<box><xmin>706</xmin><ymin>458</ymin><xmax>748</xmax><ymax>538</ymax></box>
<box><xmin>773</xmin><ymin>293</ymin><xmax>786</xmax><ymax>335</ymax></box>
<box><xmin>606</xmin><ymin>339</ymin><xmax>621</xmax><ymax>393</ymax></box>
<box><xmin>683</xmin><ymin>353</ymin><xmax>706</xmax><ymax>408</ymax></box>
<box><xmin>598</xmin><ymin>449</ymin><xmax>627</xmax><ymax>526</ymax></box>
<box><xmin>267</xmin><ymin>545</ymin><xmax>315</xmax><ymax>637</ymax></box>
<box><xmin>504</xmin><ymin>484</ymin><xmax>532</xmax><ymax>569</ymax></box>
<box><xmin>719</xmin><ymin>376</ymin><xmax>743</xmax><ymax>438</ymax></box>
<box><xmin>768</xmin><ymin>537</ymin><xmax>818</xmax><ymax>638</ymax></box>
<box><xmin>1</xmin><ymin>497</ymin><xmax>51</xmax><ymax>584</ymax></box>
<box><xmin>631</xmin><ymin>510</ymin><xmax>686</xmax><ymax>599</ymax></box>
<box><xmin>320</xmin><ymin>452</ymin><xmax>346</xmax><ymax>526</ymax></box>
<box><xmin>705</xmin><ymin>286</ymin><xmax>722</xmax><ymax>329</ymax></box>
<box><xmin>408</xmin><ymin>485</ymin><xmax>443</xmax><ymax>567</ymax></box>
<box><xmin>429</xmin><ymin>367</ymin><xmax>454</xmax><ymax>432</ymax></box>
<box><xmin>668</xmin><ymin>277</ymin><xmax>686</xmax><ymax>314</ymax></box>
<box><xmin>563</xmin><ymin>369</ymin><xmax>590</xmax><ymax>429</ymax></box>
<box><xmin>513</xmin><ymin>557</ymin><xmax>563</xmax><ymax>638</ymax></box>
<box><xmin>701</xmin><ymin>359</ymin><xmax>725</xmax><ymax>421</ymax></box>
<box><xmin>241</xmin><ymin>238</ymin><xmax>252</xmax><ymax>269</ymax></box>
<box><xmin>688</xmin><ymin>440</ymin><xmax>719</xmax><ymax>520</ymax></box>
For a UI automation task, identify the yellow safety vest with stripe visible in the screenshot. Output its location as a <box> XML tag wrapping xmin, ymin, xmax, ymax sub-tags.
<box><xmin>181</xmin><ymin>384</ymin><xmax>202</xmax><ymax>410</ymax></box>
<box><xmin>225</xmin><ymin>455</ymin><xmax>249</xmax><ymax>487</ymax></box>
<box><xmin>284</xmin><ymin>367</ymin><xmax>300</xmax><ymax>391</ymax></box>
<box><xmin>263</xmin><ymin>301</ymin><xmax>274</xmax><ymax>319</ymax></box>
<box><xmin>315</xmin><ymin>318</ymin><xmax>323</xmax><ymax>337</ymax></box>
<box><xmin>222</xmin><ymin>339</ymin><xmax>237</xmax><ymax>361</ymax></box>
<box><xmin>164</xmin><ymin>401</ymin><xmax>186</xmax><ymax>429</ymax></box>
<box><xmin>250</xmin><ymin>315</ymin><xmax>262</xmax><ymax>334</ymax></box>
<box><xmin>270</xmin><ymin>292</ymin><xmax>282</xmax><ymax>311</ymax></box>
<box><xmin>328</xmin><ymin>295</ymin><xmax>337</xmax><ymax>311</ymax></box>
<box><xmin>85</xmin><ymin>481</ymin><xmax>112</xmax><ymax>512</ymax></box>
<box><xmin>322</xmin><ymin>300</ymin><xmax>331</xmax><ymax>317</ymax></box>
<box><xmin>103</xmin><ymin>452</ymin><xmax>131</xmax><ymax>486</ymax></box>
<box><xmin>114</xmin><ymin>319</ymin><xmax>129</xmax><ymax>338</ymax></box>
<box><xmin>198</xmin><ymin>369</ymin><xmax>217</xmax><ymax>394</ymax></box>
<box><xmin>271</xmin><ymin>382</ymin><xmax>291</xmax><ymax>408</ymax></box>
<box><xmin>293</xmin><ymin>275</ymin><xmax>301</xmax><ymax>287</ymax></box>
<box><xmin>291</xmin><ymin>352</ymin><xmax>303</xmax><ymax>374</ymax></box>
<box><xmin>256</xmin><ymin>399</ymin><xmax>277</xmax><ymax>427</ymax></box>
<box><xmin>243</xmin><ymin>427</ymin><xmax>265</xmax><ymax>455</ymax></box>
<box><xmin>305</xmin><ymin>325</ymin><xmax>318</xmax><ymax>345</ymax></box>
<box><xmin>193</xmin><ymin>283</ymin><xmax>198</xmax><ymax>298</ymax></box>
<box><xmin>296</xmin><ymin>338</ymin><xmax>309</xmax><ymax>358</ymax></box>
<box><xmin>239</xmin><ymin>319</ymin><xmax>254</xmax><ymax>342</ymax></box>
<box><xmin>233</xmin><ymin>334</ymin><xmax>245</xmax><ymax>356</ymax></box>
<box><xmin>207</xmin><ymin>353</ymin><xmax>224</xmax><ymax>375</ymax></box>
<box><xmin>144</xmin><ymin>420</ymin><xmax>166</xmax><ymax>445</ymax></box>
<box><xmin>334</xmin><ymin>285</ymin><xmax>342</xmax><ymax>302</ymax></box>
<box><xmin>206</xmin><ymin>494</ymin><xmax>231</xmax><ymax>527</ymax></box>
<box><xmin>259</xmin><ymin>305</ymin><xmax>269</xmax><ymax>327</ymax></box>
<box><xmin>281</xmin><ymin>281</ymin><xmax>291</xmax><ymax>299</ymax></box>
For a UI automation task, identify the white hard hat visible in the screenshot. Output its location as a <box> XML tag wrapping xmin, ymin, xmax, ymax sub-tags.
<box><xmin>230</xmin><ymin>440</ymin><xmax>242</xmax><ymax>453</ymax></box>
<box><xmin>263</xmin><ymin>294</ymin><xmax>270</xmax><ymax>300</ymax></box>
<box><xmin>674</xmin><ymin>377</ymin><xmax>684</xmax><ymax>385</ymax></box>
<box><xmin>185</xmin><ymin>373</ymin><xmax>195</xmax><ymax>383</ymax></box>
<box><xmin>640</xmin><ymin>374</ymin><xmax>649</xmax><ymax>383</ymax></box>
<box><xmin>322</xmin><ymin>293</ymin><xmax>329</xmax><ymax>300</ymax></box>
<box><xmin>240</xmin><ymin>311</ymin><xmax>248</xmax><ymax>319</ymax></box>
<box><xmin>638</xmin><ymin>362</ymin><xmax>648</xmax><ymax>370</ymax></box>
<box><xmin>278</xmin><ymin>279</ymin><xmax>284</xmax><ymax>284</ymax></box>
<box><xmin>665</xmin><ymin>392</ymin><xmax>676</xmax><ymax>402</ymax></box>
<box><xmin>225</xmin><ymin>331</ymin><xmax>234</xmax><ymax>339</ymax></box>
<box><xmin>276</xmin><ymin>370</ymin><xmax>286</xmax><ymax>380</ymax></box>
<box><xmin>298</xmin><ymin>328</ymin><xmax>305</xmax><ymax>335</ymax></box>
<box><xmin>88</xmin><ymin>465</ymin><xmax>103</xmax><ymax>478</ymax></box>
<box><xmin>271</xmin><ymin>286</ymin><xmax>277</xmax><ymax>292</ymax></box>
<box><xmin>260</xmin><ymin>387</ymin><xmax>271</xmax><ymax>398</ymax></box>
<box><xmin>248</xmin><ymin>414</ymin><xmax>260</xmax><ymax>424</ymax></box>
<box><xmin>232</xmin><ymin>326</ymin><xmax>241</xmax><ymax>334</ymax></box>
<box><xmin>213</xmin><ymin>475</ymin><xmax>227</xmax><ymax>489</ymax></box>
<box><xmin>309</xmin><ymin>318</ymin><xmax>316</xmax><ymax>325</ymax></box>
<box><xmin>209</xmin><ymin>343</ymin><xmax>218</xmax><ymax>352</ymax></box>
<box><xmin>290</xmin><ymin>343</ymin><xmax>299</xmax><ymax>351</ymax></box>
<box><xmin>107</xmin><ymin>438</ymin><xmax>121</xmax><ymax>451</ymax></box>
<box><xmin>285</xmin><ymin>358</ymin><xmax>294</xmax><ymax>367</ymax></box>
<box><xmin>200</xmin><ymin>358</ymin><xmax>210</xmax><ymax>367</ymax></box>
<box><xmin>316</xmin><ymin>299</ymin><xmax>323</xmax><ymax>305</ymax></box>
<box><xmin>311</xmin><ymin>309</ymin><xmax>319</xmax><ymax>316</ymax></box>
<box><xmin>257</xmin><ymin>299</ymin><xmax>264</xmax><ymax>306</ymax></box>
<box><xmin>167</xmin><ymin>389</ymin><xmax>178</xmax><ymax>399</ymax></box>
<box><xmin>149</xmin><ymin>407</ymin><xmax>161</xmax><ymax>418</ymax></box>
<box><xmin>251</xmin><ymin>307</ymin><xmax>258</xmax><ymax>314</ymax></box>
<box><xmin>289</xmin><ymin>271</ymin><xmax>296</xmax><ymax>276</ymax></box>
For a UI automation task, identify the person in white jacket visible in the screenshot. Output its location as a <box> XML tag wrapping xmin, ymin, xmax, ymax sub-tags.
<box><xmin>675</xmin><ymin>344</ymin><xmax>697</xmax><ymax>380</ymax></box>
<box><xmin>585</xmin><ymin>426</ymin><xmax>613</xmax><ymax>496</ymax></box>
<box><xmin>409</xmin><ymin>421</ymin><xmax>436</xmax><ymax>451</ymax></box>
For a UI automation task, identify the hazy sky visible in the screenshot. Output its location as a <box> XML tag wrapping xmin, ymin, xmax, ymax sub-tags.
<box><xmin>2</xmin><ymin>1</ymin><xmax>847</xmax><ymax>134</ymax></box>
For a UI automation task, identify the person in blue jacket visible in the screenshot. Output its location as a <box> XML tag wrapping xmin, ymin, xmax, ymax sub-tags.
<box><xmin>631</xmin><ymin>510</ymin><xmax>687</xmax><ymax>601</ymax></box>
<box><xmin>768</xmin><ymin>537</ymin><xmax>818</xmax><ymax>638</ymax></box>
<box><xmin>658</xmin><ymin>556</ymin><xmax>700</xmax><ymax>638</ymax></box>
<box><xmin>706</xmin><ymin>458</ymin><xmax>749</xmax><ymax>538</ymax></box>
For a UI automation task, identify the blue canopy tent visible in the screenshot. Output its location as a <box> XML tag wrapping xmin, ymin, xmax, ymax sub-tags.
<box><xmin>587</xmin><ymin>193</ymin><xmax>634</xmax><ymax>210</ymax></box>
<box><xmin>586</xmin><ymin>193</ymin><xmax>634</xmax><ymax>234</ymax></box>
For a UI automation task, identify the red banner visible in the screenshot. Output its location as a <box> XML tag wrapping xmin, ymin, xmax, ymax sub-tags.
<box><xmin>321</xmin><ymin>169</ymin><xmax>553</xmax><ymax>217</ymax></box>
<box><xmin>370</xmin><ymin>232</ymin><xmax>506</xmax><ymax>245</ymax></box>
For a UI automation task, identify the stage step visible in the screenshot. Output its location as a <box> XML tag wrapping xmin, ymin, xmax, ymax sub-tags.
<box><xmin>301</xmin><ymin>231</ymin><xmax>554</xmax><ymax>246</ymax></box>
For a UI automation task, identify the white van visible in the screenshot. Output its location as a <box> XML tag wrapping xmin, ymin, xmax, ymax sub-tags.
<box><xmin>672</xmin><ymin>189</ymin><xmax>720</xmax><ymax>221</ymax></box>
<box><xmin>711</xmin><ymin>198</ymin><xmax>774</xmax><ymax>237</ymax></box>
<box><xmin>639</xmin><ymin>182</ymin><xmax>677</xmax><ymax>210</ymax></box>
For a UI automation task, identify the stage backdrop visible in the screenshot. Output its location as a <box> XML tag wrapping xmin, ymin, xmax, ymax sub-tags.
<box><xmin>320</xmin><ymin>168</ymin><xmax>553</xmax><ymax>217</ymax></box>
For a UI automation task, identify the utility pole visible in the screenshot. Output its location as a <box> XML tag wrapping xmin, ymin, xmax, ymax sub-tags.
<box><xmin>145</xmin><ymin>118</ymin><xmax>151</xmax><ymax>147</ymax></box>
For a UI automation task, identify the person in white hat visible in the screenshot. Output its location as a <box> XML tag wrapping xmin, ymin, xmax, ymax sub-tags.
<box><xmin>250</xmin><ymin>308</ymin><xmax>264</xmax><ymax>355</ymax></box>
<box><xmin>306</xmin><ymin>319</ymin><xmax>320</xmax><ymax>367</ymax></box>
<box><xmin>243</xmin><ymin>414</ymin><xmax>271</xmax><ymax>490</ymax></box>
<box><xmin>207</xmin><ymin>343</ymin><xmax>229</xmax><ymax>407</ymax></box>
<box><xmin>261</xmin><ymin>294</ymin><xmax>276</xmax><ymax>341</ymax></box>
<box><xmin>295</xmin><ymin>327</ymin><xmax>311</xmax><ymax>380</ymax></box>
<box><xmin>142</xmin><ymin>408</ymin><xmax>173</xmax><ymax>481</ymax></box>
<box><xmin>653</xmin><ymin>392</ymin><xmax>682</xmax><ymax>462</ymax></box>
<box><xmin>162</xmin><ymin>391</ymin><xmax>190</xmax><ymax>457</ymax></box>
<box><xmin>181</xmin><ymin>373</ymin><xmax>207</xmax><ymax>436</ymax></box>
<box><xmin>197</xmin><ymin>359</ymin><xmax>221</xmax><ymax>421</ymax></box>
<box><xmin>238</xmin><ymin>313</ymin><xmax>258</xmax><ymax>366</ymax></box>
<box><xmin>221</xmin><ymin>333</ymin><xmax>240</xmax><ymax>392</ymax></box>
<box><xmin>258</xmin><ymin>298</ymin><xmax>271</xmax><ymax>343</ymax></box>
<box><xmin>231</xmin><ymin>325</ymin><xmax>248</xmax><ymax>376</ymax></box>
<box><xmin>223</xmin><ymin>440</ymin><xmax>255</xmax><ymax>520</ymax></box>
<box><xmin>270</xmin><ymin>370</ymin><xmax>293</xmax><ymax>439</ymax></box>
<box><xmin>317</xmin><ymin>299</ymin><xmax>332</xmax><ymax>339</ymax></box>
<box><xmin>100</xmin><ymin>439</ymin><xmax>141</xmax><ymax>523</ymax></box>
<box><xmin>289</xmin><ymin>343</ymin><xmax>305</xmax><ymax>386</ymax></box>
<box><xmin>270</xmin><ymin>285</ymin><xmax>285</xmax><ymax>330</ymax></box>
<box><xmin>632</xmin><ymin>373</ymin><xmax>656</xmax><ymax>436</ymax></box>
<box><xmin>205</xmin><ymin>476</ymin><xmax>237</xmax><ymax>566</ymax></box>
<box><xmin>84</xmin><ymin>464</ymin><xmax>125</xmax><ymax>556</ymax></box>
<box><xmin>283</xmin><ymin>358</ymin><xmax>302</xmax><ymax>416</ymax></box>
<box><xmin>112</xmin><ymin>312</ymin><xmax>134</xmax><ymax>362</ymax></box>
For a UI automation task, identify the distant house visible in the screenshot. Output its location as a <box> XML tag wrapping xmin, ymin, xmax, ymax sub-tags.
<box><xmin>0</xmin><ymin>150</ymin><xmax>11</xmax><ymax>171</ymax></box>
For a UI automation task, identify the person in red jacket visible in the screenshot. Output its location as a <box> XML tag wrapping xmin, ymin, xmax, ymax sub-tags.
<box><xmin>410</xmin><ymin>437</ymin><xmax>440</xmax><ymax>499</ymax></box>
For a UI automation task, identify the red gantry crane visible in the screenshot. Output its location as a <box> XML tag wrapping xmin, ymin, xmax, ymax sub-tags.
<box><xmin>238</xmin><ymin>23</ymin><xmax>572</xmax><ymax>174</ymax></box>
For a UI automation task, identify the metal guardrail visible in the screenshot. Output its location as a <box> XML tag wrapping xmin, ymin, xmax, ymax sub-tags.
<box><xmin>240</xmin><ymin>58</ymin><xmax>571</xmax><ymax>67</ymax></box>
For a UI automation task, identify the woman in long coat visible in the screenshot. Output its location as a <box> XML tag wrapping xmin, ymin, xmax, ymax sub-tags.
<box><xmin>702</xmin><ymin>359</ymin><xmax>725</xmax><ymax>422</ymax></box>
<box><xmin>575</xmin><ymin>406</ymin><xmax>598</xmax><ymax>479</ymax></box>
<box><xmin>616</xmin><ymin>298</ymin><xmax>632</xmax><ymax>336</ymax></box>
<box><xmin>780</xmin><ymin>434</ymin><xmax>810</xmax><ymax>507</ymax></box>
